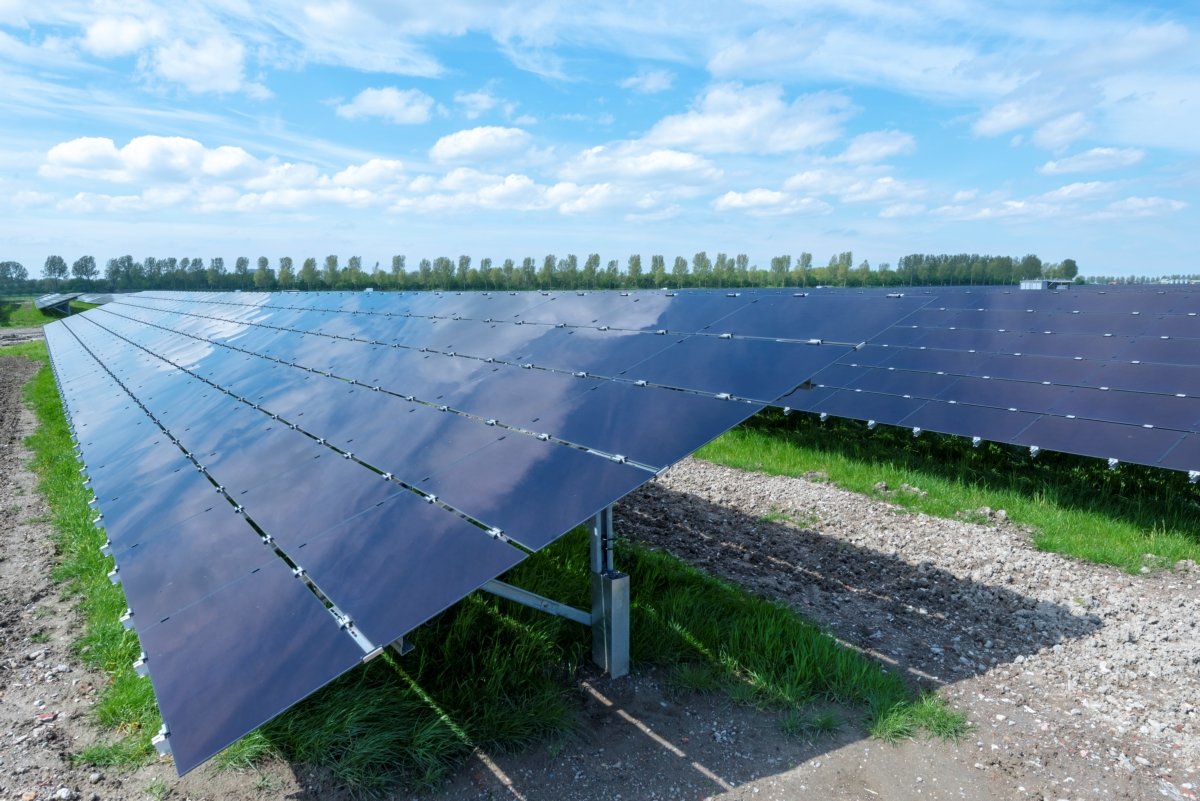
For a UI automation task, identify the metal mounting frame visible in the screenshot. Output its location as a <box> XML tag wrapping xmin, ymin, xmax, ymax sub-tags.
<box><xmin>480</xmin><ymin>504</ymin><xmax>630</xmax><ymax>678</ymax></box>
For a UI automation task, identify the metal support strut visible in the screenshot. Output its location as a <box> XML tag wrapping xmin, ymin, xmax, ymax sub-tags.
<box><xmin>478</xmin><ymin>505</ymin><xmax>630</xmax><ymax>678</ymax></box>
<box><xmin>589</xmin><ymin>505</ymin><xmax>630</xmax><ymax>678</ymax></box>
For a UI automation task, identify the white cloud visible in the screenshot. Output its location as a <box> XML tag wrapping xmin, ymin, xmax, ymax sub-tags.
<box><xmin>1039</xmin><ymin>147</ymin><xmax>1144</xmax><ymax>174</ymax></box>
<box><xmin>429</xmin><ymin>126</ymin><xmax>531</xmax><ymax>163</ymax></box>
<box><xmin>709</xmin><ymin>25</ymin><xmax>1019</xmax><ymax>101</ymax></box>
<box><xmin>244</xmin><ymin>162</ymin><xmax>321</xmax><ymax>191</ymax></box>
<box><xmin>559</xmin><ymin>143</ymin><xmax>720</xmax><ymax>183</ymax></box>
<box><xmin>336</xmin><ymin>87</ymin><xmax>435</xmax><ymax>124</ymax></box>
<box><xmin>1032</xmin><ymin>112</ymin><xmax>1092</xmax><ymax>150</ymax></box>
<box><xmin>835</xmin><ymin>130</ymin><xmax>915</xmax><ymax>163</ymax></box>
<box><xmin>712</xmin><ymin>189</ymin><xmax>831</xmax><ymax>216</ymax></box>
<box><xmin>151</xmin><ymin>35</ymin><xmax>256</xmax><ymax>95</ymax></box>
<box><xmin>973</xmin><ymin>95</ymin><xmax>1060</xmax><ymax>137</ymax></box>
<box><xmin>646</xmin><ymin>83</ymin><xmax>854</xmax><ymax>154</ymax></box>
<box><xmin>1038</xmin><ymin>181</ymin><xmax>1113</xmax><ymax>202</ymax></box>
<box><xmin>783</xmin><ymin>168</ymin><xmax>923</xmax><ymax>204</ymax></box>
<box><xmin>880</xmin><ymin>203</ymin><xmax>925</xmax><ymax>218</ymax></box>
<box><xmin>330</xmin><ymin>159</ymin><xmax>406</xmax><ymax>188</ymax></box>
<box><xmin>83</xmin><ymin>16</ymin><xmax>162</xmax><ymax>57</ymax></box>
<box><xmin>41</xmin><ymin>136</ymin><xmax>267</xmax><ymax>184</ymax></box>
<box><xmin>1087</xmin><ymin>196</ymin><xmax>1186</xmax><ymax>219</ymax></box>
<box><xmin>454</xmin><ymin>89</ymin><xmax>500</xmax><ymax>119</ymax></box>
<box><xmin>619</xmin><ymin>68</ymin><xmax>674</xmax><ymax>94</ymax></box>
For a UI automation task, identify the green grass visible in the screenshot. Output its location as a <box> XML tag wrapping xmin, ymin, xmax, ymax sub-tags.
<box><xmin>8</xmin><ymin>342</ymin><xmax>967</xmax><ymax>795</ymax></box>
<box><xmin>0</xmin><ymin>298</ymin><xmax>56</xmax><ymax>327</ymax></box>
<box><xmin>0</xmin><ymin>297</ymin><xmax>96</xmax><ymax>327</ymax></box>
<box><xmin>10</xmin><ymin>340</ymin><xmax>161</xmax><ymax>765</ymax></box>
<box><xmin>697</xmin><ymin>410</ymin><xmax>1200</xmax><ymax>574</ymax></box>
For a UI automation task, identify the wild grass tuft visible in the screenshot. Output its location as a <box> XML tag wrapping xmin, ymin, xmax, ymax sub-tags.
<box><xmin>698</xmin><ymin>410</ymin><xmax>1200</xmax><ymax>573</ymax></box>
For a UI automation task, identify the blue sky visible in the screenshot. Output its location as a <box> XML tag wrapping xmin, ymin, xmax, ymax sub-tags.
<box><xmin>1</xmin><ymin>1</ymin><xmax>1196</xmax><ymax>277</ymax></box>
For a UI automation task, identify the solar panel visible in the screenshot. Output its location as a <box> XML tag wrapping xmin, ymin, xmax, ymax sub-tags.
<box><xmin>45</xmin><ymin>285</ymin><xmax>1200</xmax><ymax>774</ymax></box>
<box><xmin>51</xmin><ymin>288</ymin><xmax>883</xmax><ymax>774</ymax></box>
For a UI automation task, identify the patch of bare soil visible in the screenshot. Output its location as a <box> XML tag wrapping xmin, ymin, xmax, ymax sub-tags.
<box><xmin>1</xmin><ymin>356</ymin><xmax>1193</xmax><ymax>800</ymax></box>
<box><xmin>0</xmin><ymin>329</ymin><xmax>46</xmax><ymax>346</ymax></box>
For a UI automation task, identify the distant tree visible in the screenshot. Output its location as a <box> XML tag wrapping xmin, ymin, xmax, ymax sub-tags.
<box><xmin>1</xmin><ymin>261</ymin><xmax>28</xmax><ymax>291</ymax></box>
<box><xmin>692</xmin><ymin>251</ymin><xmax>712</xmax><ymax>286</ymax></box>
<box><xmin>1019</xmin><ymin>254</ymin><xmax>1042</xmax><ymax>280</ymax></box>
<box><xmin>558</xmin><ymin>254</ymin><xmax>578</xmax><ymax>288</ymax></box>
<box><xmin>539</xmin><ymin>254</ymin><xmax>555</xmax><ymax>288</ymax></box>
<box><xmin>253</xmin><ymin>256</ymin><xmax>273</xmax><ymax>289</ymax></box>
<box><xmin>456</xmin><ymin>255</ymin><xmax>470</xmax><ymax>289</ymax></box>
<box><xmin>322</xmin><ymin>255</ymin><xmax>339</xmax><ymax>287</ymax></box>
<box><xmin>71</xmin><ymin>255</ymin><xmax>97</xmax><ymax>281</ymax></box>
<box><xmin>769</xmin><ymin>254</ymin><xmax>790</xmax><ymax>287</ymax></box>
<box><xmin>43</xmin><ymin>255</ymin><xmax>68</xmax><ymax>285</ymax></box>
<box><xmin>1060</xmin><ymin>258</ymin><xmax>1079</xmax><ymax>279</ymax></box>
<box><xmin>207</xmin><ymin>257</ymin><xmax>225</xmax><ymax>288</ymax></box>
<box><xmin>626</xmin><ymin>254</ymin><xmax>642</xmax><ymax>288</ymax></box>
<box><xmin>390</xmin><ymin>254</ymin><xmax>406</xmax><ymax>286</ymax></box>
<box><xmin>650</xmin><ymin>254</ymin><xmax>666</xmax><ymax>287</ymax></box>
<box><xmin>671</xmin><ymin>256</ymin><xmax>687</xmax><ymax>284</ymax></box>
<box><xmin>432</xmin><ymin>256</ymin><xmax>453</xmax><ymax>288</ymax></box>
<box><xmin>299</xmin><ymin>257</ymin><xmax>319</xmax><ymax>289</ymax></box>
<box><xmin>233</xmin><ymin>256</ymin><xmax>250</xmax><ymax>288</ymax></box>
<box><xmin>582</xmin><ymin>254</ymin><xmax>600</xmax><ymax>289</ymax></box>
<box><xmin>278</xmin><ymin>257</ymin><xmax>295</xmax><ymax>289</ymax></box>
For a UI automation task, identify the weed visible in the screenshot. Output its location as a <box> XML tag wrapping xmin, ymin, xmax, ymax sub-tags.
<box><xmin>30</xmin><ymin>631</ymin><xmax>50</xmax><ymax>643</ymax></box>
<box><xmin>780</xmin><ymin>709</ymin><xmax>840</xmax><ymax>739</ymax></box>
<box><xmin>145</xmin><ymin>777</ymin><xmax>171</xmax><ymax>800</ymax></box>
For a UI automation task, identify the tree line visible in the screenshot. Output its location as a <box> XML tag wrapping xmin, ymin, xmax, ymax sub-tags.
<box><xmin>2</xmin><ymin>251</ymin><xmax>1081</xmax><ymax>294</ymax></box>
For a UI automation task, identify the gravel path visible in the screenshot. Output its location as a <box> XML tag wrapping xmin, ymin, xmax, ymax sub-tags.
<box><xmin>617</xmin><ymin>459</ymin><xmax>1199</xmax><ymax>799</ymax></box>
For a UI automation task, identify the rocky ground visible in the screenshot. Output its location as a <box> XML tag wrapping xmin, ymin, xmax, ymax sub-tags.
<box><xmin>0</xmin><ymin>348</ymin><xmax>1196</xmax><ymax>800</ymax></box>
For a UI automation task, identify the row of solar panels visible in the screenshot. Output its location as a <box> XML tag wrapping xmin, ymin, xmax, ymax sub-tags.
<box><xmin>114</xmin><ymin>291</ymin><xmax>1200</xmax><ymax>473</ymax></box>
<box><xmin>49</xmin><ymin>292</ymin><xmax>856</xmax><ymax>771</ymax></box>
<box><xmin>44</xmin><ymin>286</ymin><xmax>1198</xmax><ymax>775</ymax></box>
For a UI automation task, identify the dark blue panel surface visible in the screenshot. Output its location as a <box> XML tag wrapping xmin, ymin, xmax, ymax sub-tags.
<box><xmin>899</xmin><ymin>401</ymin><xmax>1039</xmax><ymax>441</ymax></box>
<box><xmin>138</xmin><ymin>560</ymin><xmax>363</xmax><ymax>774</ymax></box>
<box><xmin>420</xmin><ymin>435</ymin><xmax>651</xmax><ymax>550</ymax></box>
<box><xmin>526</xmin><ymin>380</ymin><xmax>762</xmax><ymax>468</ymax></box>
<box><xmin>294</xmin><ymin>492</ymin><xmax>526</xmax><ymax>647</ymax></box>
<box><xmin>630</xmin><ymin>338</ymin><xmax>850</xmax><ymax>400</ymax></box>
<box><xmin>1010</xmin><ymin>416</ymin><xmax>1184</xmax><ymax>465</ymax></box>
<box><xmin>115</xmin><ymin>505</ymin><xmax>271</xmax><ymax>625</ymax></box>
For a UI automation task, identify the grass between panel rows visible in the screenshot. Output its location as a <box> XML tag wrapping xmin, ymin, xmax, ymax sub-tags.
<box><xmin>697</xmin><ymin>410</ymin><xmax>1200</xmax><ymax>574</ymax></box>
<box><xmin>11</xmin><ymin>341</ymin><xmax>966</xmax><ymax>796</ymax></box>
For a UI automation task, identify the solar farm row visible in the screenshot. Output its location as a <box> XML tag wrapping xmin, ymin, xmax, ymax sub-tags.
<box><xmin>42</xmin><ymin>285</ymin><xmax>1199</xmax><ymax>773</ymax></box>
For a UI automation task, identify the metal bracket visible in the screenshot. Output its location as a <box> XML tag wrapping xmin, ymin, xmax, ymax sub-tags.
<box><xmin>477</xmin><ymin>504</ymin><xmax>630</xmax><ymax>679</ymax></box>
<box><xmin>481</xmin><ymin>579</ymin><xmax>591</xmax><ymax>626</ymax></box>
<box><xmin>151</xmin><ymin>724</ymin><xmax>171</xmax><ymax>755</ymax></box>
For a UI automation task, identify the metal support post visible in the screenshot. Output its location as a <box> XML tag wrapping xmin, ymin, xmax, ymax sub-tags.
<box><xmin>590</xmin><ymin>505</ymin><xmax>629</xmax><ymax>678</ymax></box>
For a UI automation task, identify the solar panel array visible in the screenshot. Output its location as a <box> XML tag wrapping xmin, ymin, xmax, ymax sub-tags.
<box><xmin>792</xmin><ymin>288</ymin><xmax>1200</xmax><ymax>473</ymax></box>
<box><xmin>34</xmin><ymin>292</ymin><xmax>82</xmax><ymax>314</ymax></box>
<box><xmin>42</xmin><ymin>285</ymin><xmax>1199</xmax><ymax>774</ymax></box>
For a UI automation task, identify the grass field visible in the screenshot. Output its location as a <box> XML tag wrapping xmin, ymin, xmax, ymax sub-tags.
<box><xmin>5</xmin><ymin>339</ymin><xmax>966</xmax><ymax>794</ymax></box>
<box><xmin>697</xmin><ymin>409</ymin><xmax>1200</xmax><ymax>574</ymax></box>
<box><xmin>0</xmin><ymin>297</ymin><xmax>94</xmax><ymax>327</ymax></box>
